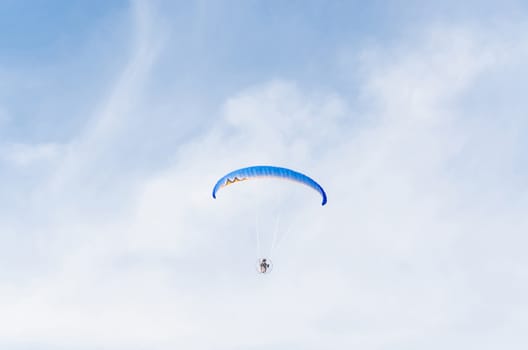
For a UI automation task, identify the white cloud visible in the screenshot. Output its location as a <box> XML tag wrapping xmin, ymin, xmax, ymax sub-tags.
<box><xmin>0</xmin><ymin>142</ymin><xmax>60</xmax><ymax>166</ymax></box>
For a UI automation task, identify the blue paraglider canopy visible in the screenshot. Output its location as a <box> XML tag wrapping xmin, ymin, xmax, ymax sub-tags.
<box><xmin>212</xmin><ymin>165</ymin><xmax>327</xmax><ymax>206</ymax></box>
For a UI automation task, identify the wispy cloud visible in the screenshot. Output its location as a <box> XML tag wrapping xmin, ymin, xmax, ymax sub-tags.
<box><xmin>0</xmin><ymin>142</ymin><xmax>59</xmax><ymax>166</ymax></box>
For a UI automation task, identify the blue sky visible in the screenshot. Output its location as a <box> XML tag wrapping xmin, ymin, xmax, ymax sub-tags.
<box><xmin>1</xmin><ymin>1</ymin><xmax>528</xmax><ymax>349</ymax></box>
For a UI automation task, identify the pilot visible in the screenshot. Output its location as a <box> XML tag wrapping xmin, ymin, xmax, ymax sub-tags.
<box><xmin>259</xmin><ymin>258</ymin><xmax>270</xmax><ymax>273</ymax></box>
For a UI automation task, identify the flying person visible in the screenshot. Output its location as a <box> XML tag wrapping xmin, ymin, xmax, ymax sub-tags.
<box><xmin>212</xmin><ymin>165</ymin><xmax>327</xmax><ymax>273</ymax></box>
<box><xmin>259</xmin><ymin>258</ymin><xmax>270</xmax><ymax>274</ymax></box>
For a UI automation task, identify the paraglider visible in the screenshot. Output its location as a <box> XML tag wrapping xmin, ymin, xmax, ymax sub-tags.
<box><xmin>212</xmin><ymin>165</ymin><xmax>327</xmax><ymax>205</ymax></box>
<box><xmin>212</xmin><ymin>165</ymin><xmax>327</xmax><ymax>274</ymax></box>
<box><xmin>258</xmin><ymin>258</ymin><xmax>271</xmax><ymax>274</ymax></box>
